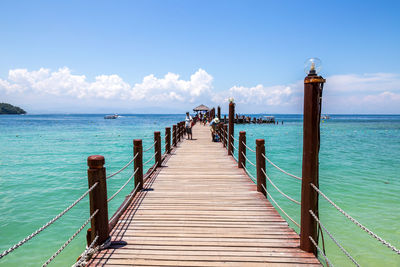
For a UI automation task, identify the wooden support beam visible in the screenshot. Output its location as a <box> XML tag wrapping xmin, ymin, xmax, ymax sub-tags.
<box><xmin>87</xmin><ymin>155</ymin><xmax>109</xmax><ymax>246</ymax></box>
<box><xmin>256</xmin><ymin>139</ymin><xmax>266</xmax><ymax>196</ymax></box>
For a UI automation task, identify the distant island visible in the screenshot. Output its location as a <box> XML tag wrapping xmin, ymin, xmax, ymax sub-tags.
<box><xmin>0</xmin><ymin>103</ymin><xmax>27</xmax><ymax>114</ymax></box>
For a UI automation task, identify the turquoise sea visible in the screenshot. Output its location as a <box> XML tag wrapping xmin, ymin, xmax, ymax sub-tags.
<box><xmin>0</xmin><ymin>114</ymin><xmax>399</xmax><ymax>266</ymax></box>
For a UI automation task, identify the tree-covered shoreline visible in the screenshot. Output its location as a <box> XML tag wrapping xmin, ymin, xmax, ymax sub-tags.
<box><xmin>0</xmin><ymin>103</ymin><xmax>27</xmax><ymax>114</ymax></box>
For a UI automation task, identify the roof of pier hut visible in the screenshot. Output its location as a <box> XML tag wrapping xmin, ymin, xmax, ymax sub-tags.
<box><xmin>193</xmin><ymin>104</ymin><xmax>210</xmax><ymax>112</ymax></box>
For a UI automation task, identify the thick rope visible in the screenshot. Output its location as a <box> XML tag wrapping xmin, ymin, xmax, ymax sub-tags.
<box><xmin>73</xmin><ymin>235</ymin><xmax>99</xmax><ymax>267</ymax></box>
<box><xmin>309</xmin><ymin>236</ymin><xmax>334</xmax><ymax>267</ymax></box>
<box><xmin>230</xmin><ymin>142</ymin><xmax>237</xmax><ymax>151</ymax></box>
<box><xmin>108</xmin><ymin>168</ymin><xmax>139</xmax><ymax>202</ymax></box>
<box><xmin>143</xmin><ymin>161</ymin><xmax>159</xmax><ymax>182</ymax></box>
<box><xmin>143</xmin><ymin>141</ymin><xmax>156</xmax><ymax>153</ymax></box>
<box><xmin>309</xmin><ymin>210</ymin><xmax>360</xmax><ymax>266</ymax></box>
<box><xmin>310</xmin><ymin>183</ymin><xmax>400</xmax><ymax>254</ymax></box>
<box><xmin>109</xmin><ymin>182</ymin><xmax>141</xmax><ymax>225</ymax></box>
<box><xmin>106</xmin><ymin>153</ymin><xmax>138</xmax><ymax>179</ymax></box>
<box><xmin>262</xmin><ymin>153</ymin><xmax>302</xmax><ymax>181</ymax></box>
<box><xmin>241</xmin><ymin>151</ymin><xmax>256</xmax><ymax>167</ymax></box>
<box><xmin>230</xmin><ymin>134</ymin><xmax>238</xmax><ymax>142</ymax></box>
<box><xmin>261</xmin><ymin>168</ymin><xmax>300</xmax><ymax>205</ymax></box>
<box><xmin>242</xmin><ymin>141</ymin><xmax>256</xmax><ymax>153</ymax></box>
<box><xmin>42</xmin><ymin>209</ymin><xmax>98</xmax><ymax>267</ymax></box>
<box><xmin>232</xmin><ymin>153</ymin><xmax>238</xmax><ymax>162</ymax></box>
<box><xmin>262</xmin><ymin>184</ymin><xmax>300</xmax><ymax>228</ymax></box>
<box><xmin>0</xmin><ymin>182</ymin><xmax>98</xmax><ymax>259</ymax></box>
<box><xmin>241</xmin><ymin>162</ymin><xmax>256</xmax><ymax>182</ymax></box>
<box><xmin>143</xmin><ymin>151</ymin><xmax>158</xmax><ymax>166</ymax></box>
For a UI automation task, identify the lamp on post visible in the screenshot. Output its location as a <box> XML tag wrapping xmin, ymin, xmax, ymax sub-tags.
<box><xmin>300</xmin><ymin>58</ymin><xmax>326</xmax><ymax>255</ymax></box>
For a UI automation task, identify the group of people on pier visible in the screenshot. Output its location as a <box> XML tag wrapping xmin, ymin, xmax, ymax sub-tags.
<box><xmin>185</xmin><ymin>111</ymin><xmax>221</xmax><ymax>142</ymax></box>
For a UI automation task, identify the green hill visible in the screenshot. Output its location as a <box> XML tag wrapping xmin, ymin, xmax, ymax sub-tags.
<box><xmin>0</xmin><ymin>103</ymin><xmax>27</xmax><ymax>114</ymax></box>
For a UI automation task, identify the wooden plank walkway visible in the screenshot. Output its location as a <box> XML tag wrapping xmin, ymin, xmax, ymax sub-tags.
<box><xmin>88</xmin><ymin>124</ymin><xmax>320</xmax><ymax>266</ymax></box>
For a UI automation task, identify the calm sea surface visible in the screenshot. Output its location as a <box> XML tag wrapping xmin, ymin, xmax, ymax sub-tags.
<box><xmin>0</xmin><ymin>114</ymin><xmax>399</xmax><ymax>266</ymax></box>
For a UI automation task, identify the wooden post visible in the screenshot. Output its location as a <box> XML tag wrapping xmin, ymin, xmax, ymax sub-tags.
<box><xmin>180</xmin><ymin>121</ymin><xmax>184</xmax><ymax>137</ymax></box>
<box><xmin>165</xmin><ymin>127</ymin><xmax>171</xmax><ymax>154</ymax></box>
<box><xmin>173</xmin><ymin>125</ymin><xmax>177</xmax><ymax>147</ymax></box>
<box><xmin>87</xmin><ymin>155</ymin><xmax>109</xmax><ymax>246</ymax></box>
<box><xmin>223</xmin><ymin>124</ymin><xmax>228</xmax><ymax>148</ymax></box>
<box><xmin>228</xmin><ymin>102</ymin><xmax>235</xmax><ymax>155</ymax></box>
<box><xmin>154</xmin><ymin>131</ymin><xmax>162</xmax><ymax>167</ymax></box>
<box><xmin>300</xmin><ymin>72</ymin><xmax>325</xmax><ymax>254</ymax></box>
<box><xmin>238</xmin><ymin>131</ymin><xmax>246</xmax><ymax>168</ymax></box>
<box><xmin>134</xmin><ymin>139</ymin><xmax>143</xmax><ymax>191</ymax></box>
<box><xmin>224</xmin><ymin>115</ymin><xmax>226</xmax><ymax>124</ymax></box>
<box><xmin>217</xmin><ymin>106</ymin><xmax>221</xmax><ymax>120</ymax></box>
<box><xmin>177</xmin><ymin>123</ymin><xmax>181</xmax><ymax>143</ymax></box>
<box><xmin>256</xmin><ymin>139</ymin><xmax>266</xmax><ymax>196</ymax></box>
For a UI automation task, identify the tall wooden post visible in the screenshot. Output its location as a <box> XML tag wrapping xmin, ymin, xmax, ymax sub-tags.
<box><xmin>134</xmin><ymin>139</ymin><xmax>143</xmax><ymax>191</ymax></box>
<box><xmin>238</xmin><ymin>131</ymin><xmax>246</xmax><ymax>168</ymax></box>
<box><xmin>228</xmin><ymin>102</ymin><xmax>235</xmax><ymax>155</ymax></box>
<box><xmin>173</xmin><ymin>125</ymin><xmax>177</xmax><ymax>147</ymax></box>
<box><xmin>217</xmin><ymin>106</ymin><xmax>221</xmax><ymax>120</ymax></box>
<box><xmin>224</xmin><ymin>115</ymin><xmax>226</xmax><ymax>124</ymax></box>
<box><xmin>154</xmin><ymin>131</ymin><xmax>162</xmax><ymax>167</ymax></box>
<box><xmin>87</xmin><ymin>155</ymin><xmax>109</xmax><ymax>246</ymax></box>
<box><xmin>256</xmin><ymin>139</ymin><xmax>266</xmax><ymax>196</ymax></box>
<box><xmin>223</xmin><ymin>124</ymin><xmax>228</xmax><ymax>148</ymax></box>
<box><xmin>165</xmin><ymin>127</ymin><xmax>171</xmax><ymax>154</ymax></box>
<box><xmin>300</xmin><ymin>72</ymin><xmax>325</xmax><ymax>254</ymax></box>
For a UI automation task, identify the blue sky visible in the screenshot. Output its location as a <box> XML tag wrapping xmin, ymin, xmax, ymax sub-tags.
<box><xmin>1</xmin><ymin>0</ymin><xmax>400</xmax><ymax>113</ymax></box>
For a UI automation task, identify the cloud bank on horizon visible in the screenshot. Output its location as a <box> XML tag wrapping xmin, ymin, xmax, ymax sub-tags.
<box><xmin>1</xmin><ymin>67</ymin><xmax>400</xmax><ymax>114</ymax></box>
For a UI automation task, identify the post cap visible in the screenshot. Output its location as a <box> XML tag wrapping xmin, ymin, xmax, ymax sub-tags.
<box><xmin>239</xmin><ymin>131</ymin><xmax>246</xmax><ymax>135</ymax></box>
<box><xmin>154</xmin><ymin>131</ymin><xmax>161</xmax><ymax>135</ymax></box>
<box><xmin>256</xmin><ymin>139</ymin><xmax>265</xmax><ymax>146</ymax></box>
<box><xmin>133</xmin><ymin>139</ymin><xmax>142</xmax><ymax>146</ymax></box>
<box><xmin>87</xmin><ymin>155</ymin><xmax>105</xmax><ymax>168</ymax></box>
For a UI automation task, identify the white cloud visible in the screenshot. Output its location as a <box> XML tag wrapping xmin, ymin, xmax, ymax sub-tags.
<box><xmin>1</xmin><ymin>67</ymin><xmax>400</xmax><ymax>113</ymax></box>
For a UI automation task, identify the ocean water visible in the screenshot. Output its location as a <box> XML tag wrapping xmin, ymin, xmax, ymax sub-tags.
<box><xmin>0</xmin><ymin>114</ymin><xmax>399</xmax><ymax>266</ymax></box>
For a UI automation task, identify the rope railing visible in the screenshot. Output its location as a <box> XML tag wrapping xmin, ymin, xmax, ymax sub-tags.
<box><xmin>106</xmin><ymin>153</ymin><xmax>138</xmax><ymax>180</ymax></box>
<box><xmin>108</xmin><ymin>168</ymin><xmax>139</xmax><ymax>202</ymax></box>
<box><xmin>241</xmin><ymin>151</ymin><xmax>256</xmax><ymax>167</ymax></box>
<box><xmin>241</xmin><ymin>162</ymin><xmax>256</xmax><ymax>182</ymax></box>
<box><xmin>230</xmin><ymin>134</ymin><xmax>238</xmax><ymax>142</ymax></box>
<box><xmin>74</xmin><ymin>235</ymin><xmax>99</xmax><ymax>267</ymax></box>
<box><xmin>309</xmin><ymin>210</ymin><xmax>360</xmax><ymax>266</ymax></box>
<box><xmin>262</xmin><ymin>184</ymin><xmax>300</xmax><ymax>228</ymax></box>
<box><xmin>144</xmin><ymin>161</ymin><xmax>159</xmax><ymax>181</ymax></box>
<box><xmin>0</xmin><ymin>182</ymin><xmax>98</xmax><ymax>259</ymax></box>
<box><xmin>143</xmin><ymin>141</ymin><xmax>156</xmax><ymax>153</ymax></box>
<box><xmin>261</xmin><ymin>168</ymin><xmax>300</xmax><ymax>205</ymax></box>
<box><xmin>143</xmin><ymin>151</ymin><xmax>158</xmax><ymax>166</ymax></box>
<box><xmin>310</xmin><ymin>183</ymin><xmax>400</xmax><ymax>255</ymax></box>
<box><xmin>242</xmin><ymin>141</ymin><xmax>256</xmax><ymax>153</ymax></box>
<box><xmin>230</xmin><ymin>141</ymin><xmax>237</xmax><ymax>151</ymax></box>
<box><xmin>42</xmin><ymin>209</ymin><xmax>99</xmax><ymax>267</ymax></box>
<box><xmin>309</xmin><ymin>236</ymin><xmax>334</xmax><ymax>267</ymax></box>
<box><xmin>232</xmin><ymin>153</ymin><xmax>238</xmax><ymax>162</ymax></box>
<box><xmin>109</xmin><ymin>182</ymin><xmax>141</xmax><ymax>227</ymax></box>
<box><xmin>262</xmin><ymin>153</ymin><xmax>302</xmax><ymax>181</ymax></box>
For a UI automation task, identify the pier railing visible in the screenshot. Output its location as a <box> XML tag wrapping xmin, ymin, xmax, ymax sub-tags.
<box><xmin>0</xmin><ymin>118</ymin><xmax>190</xmax><ymax>266</ymax></box>
<box><xmin>218</xmin><ymin>76</ymin><xmax>400</xmax><ymax>266</ymax></box>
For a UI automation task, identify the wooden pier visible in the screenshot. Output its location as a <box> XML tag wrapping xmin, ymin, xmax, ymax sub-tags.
<box><xmin>88</xmin><ymin>124</ymin><xmax>320</xmax><ymax>266</ymax></box>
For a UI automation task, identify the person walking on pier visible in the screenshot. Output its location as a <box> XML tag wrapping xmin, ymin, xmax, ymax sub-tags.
<box><xmin>185</xmin><ymin>112</ymin><xmax>193</xmax><ymax>140</ymax></box>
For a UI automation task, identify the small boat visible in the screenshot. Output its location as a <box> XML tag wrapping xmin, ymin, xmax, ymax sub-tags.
<box><xmin>322</xmin><ymin>115</ymin><xmax>330</xmax><ymax>120</ymax></box>
<box><xmin>104</xmin><ymin>114</ymin><xmax>119</xmax><ymax>119</ymax></box>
